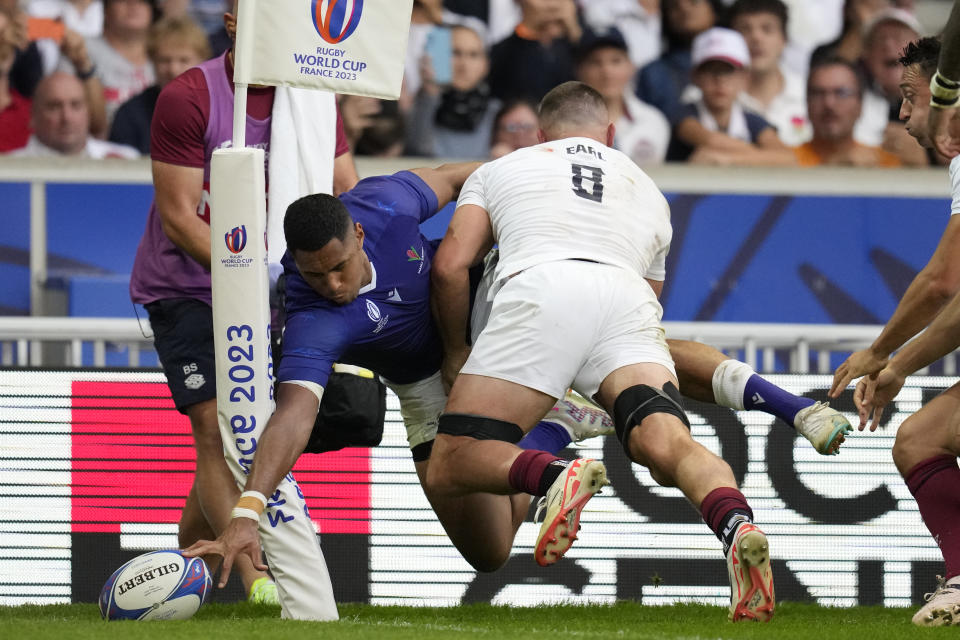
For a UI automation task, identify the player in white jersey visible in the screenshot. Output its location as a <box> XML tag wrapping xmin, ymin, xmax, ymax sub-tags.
<box><xmin>830</xmin><ymin>38</ymin><xmax>960</xmax><ymax>627</ymax></box>
<box><xmin>428</xmin><ymin>82</ymin><xmax>775</xmax><ymax>622</ymax></box>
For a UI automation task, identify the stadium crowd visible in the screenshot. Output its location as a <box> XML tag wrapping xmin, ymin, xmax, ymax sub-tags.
<box><xmin>0</xmin><ymin>0</ymin><xmax>950</xmax><ymax>167</ymax></box>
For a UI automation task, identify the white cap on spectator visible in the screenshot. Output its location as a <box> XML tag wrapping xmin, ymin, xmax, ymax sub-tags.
<box><xmin>691</xmin><ymin>27</ymin><xmax>750</xmax><ymax>70</ymax></box>
<box><xmin>862</xmin><ymin>7</ymin><xmax>923</xmax><ymax>39</ymax></box>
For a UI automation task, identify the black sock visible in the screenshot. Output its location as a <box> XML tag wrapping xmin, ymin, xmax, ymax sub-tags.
<box><xmin>537</xmin><ymin>459</ymin><xmax>570</xmax><ymax>497</ymax></box>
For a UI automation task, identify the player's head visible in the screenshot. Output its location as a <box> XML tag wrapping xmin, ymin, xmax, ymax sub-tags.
<box><xmin>537</xmin><ymin>81</ymin><xmax>613</xmax><ymax>146</ymax></box>
<box><xmin>897</xmin><ymin>36</ymin><xmax>941</xmax><ymax>148</ymax></box>
<box><xmin>285</xmin><ymin>193</ymin><xmax>371</xmax><ymax>305</ymax></box>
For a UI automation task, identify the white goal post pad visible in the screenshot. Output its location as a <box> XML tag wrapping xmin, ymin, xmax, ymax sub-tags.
<box><xmin>210</xmin><ymin>148</ymin><xmax>337</xmax><ymax>620</ymax></box>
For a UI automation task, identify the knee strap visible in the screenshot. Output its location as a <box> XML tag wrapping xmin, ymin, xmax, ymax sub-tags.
<box><xmin>613</xmin><ymin>382</ymin><xmax>690</xmax><ymax>447</ymax></box>
<box><xmin>411</xmin><ymin>439</ymin><xmax>434</xmax><ymax>462</ymax></box>
<box><xmin>437</xmin><ymin>413</ymin><xmax>523</xmax><ymax>443</ymax></box>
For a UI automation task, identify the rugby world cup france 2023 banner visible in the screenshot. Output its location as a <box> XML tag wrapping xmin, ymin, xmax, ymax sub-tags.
<box><xmin>233</xmin><ymin>0</ymin><xmax>414</xmax><ymax>99</ymax></box>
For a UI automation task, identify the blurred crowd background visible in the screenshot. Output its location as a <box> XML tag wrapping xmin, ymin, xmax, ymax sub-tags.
<box><xmin>0</xmin><ymin>0</ymin><xmax>953</xmax><ymax>168</ymax></box>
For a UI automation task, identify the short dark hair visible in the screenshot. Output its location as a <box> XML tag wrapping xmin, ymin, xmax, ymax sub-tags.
<box><xmin>538</xmin><ymin>81</ymin><xmax>608</xmax><ymax>133</ymax></box>
<box><xmin>899</xmin><ymin>36</ymin><xmax>940</xmax><ymax>80</ymax></box>
<box><xmin>725</xmin><ymin>0</ymin><xmax>788</xmax><ymax>35</ymax></box>
<box><xmin>807</xmin><ymin>56</ymin><xmax>865</xmax><ymax>98</ymax></box>
<box><xmin>284</xmin><ymin>194</ymin><xmax>353</xmax><ymax>254</ymax></box>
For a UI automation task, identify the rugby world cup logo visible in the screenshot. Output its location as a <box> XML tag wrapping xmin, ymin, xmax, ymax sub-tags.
<box><xmin>312</xmin><ymin>0</ymin><xmax>364</xmax><ymax>44</ymax></box>
<box><xmin>225</xmin><ymin>225</ymin><xmax>247</xmax><ymax>254</ymax></box>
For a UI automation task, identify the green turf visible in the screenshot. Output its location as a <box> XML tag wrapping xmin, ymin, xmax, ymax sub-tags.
<box><xmin>2</xmin><ymin>602</ymin><xmax>957</xmax><ymax>639</ymax></box>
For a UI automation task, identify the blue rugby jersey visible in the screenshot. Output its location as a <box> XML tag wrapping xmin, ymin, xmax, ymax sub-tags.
<box><xmin>278</xmin><ymin>171</ymin><xmax>443</xmax><ymax>387</ymax></box>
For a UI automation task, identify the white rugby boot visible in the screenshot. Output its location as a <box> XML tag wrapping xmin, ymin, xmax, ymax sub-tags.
<box><xmin>912</xmin><ymin>576</ymin><xmax>960</xmax><ymax>627</ymax></box>
<box><xmin>727</xmin><ymin>523</ymin><xmax>775</xmax><ymax>622</ymax></box>
<box><xmin>533</xmin><ymin>458</ymin><xmax>609</xmax><ymax>567</ymax></box>
<box><xmin>794</xmin><ymin>402</ymin><xmax>853</xmax><ymax>455</ymax></box>
<box><xmin>546</xmin><ymin>390</ymin><xmax>615</xmax><ymax>442</ymax></box>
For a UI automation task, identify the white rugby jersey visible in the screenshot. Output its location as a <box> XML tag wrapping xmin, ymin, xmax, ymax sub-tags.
<box><xmin>950</xmin><ymin>155</ymin><xmax>960</xmax><ymax>216</ymax></box>
<box><xmin>457</xmin><ymin>136</ymin><xmax>672</xmax><ymax>285</ymax></box>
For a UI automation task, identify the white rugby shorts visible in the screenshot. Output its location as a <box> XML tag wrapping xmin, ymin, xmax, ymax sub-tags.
<box><xmin>381</xmin><ymin>371</ymin><xmax>446</xmax><ymax>449</ymax></box>
<box><xmin>461</xmin><ymin>259</ymin><xmax>676</xmax><ymax>400</ymax></box>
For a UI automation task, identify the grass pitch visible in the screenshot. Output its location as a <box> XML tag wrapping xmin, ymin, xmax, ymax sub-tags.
<box><xmin>2</xmin><ymin>601</ymin><xmax>957</xmax><ymax>639</ymax></box>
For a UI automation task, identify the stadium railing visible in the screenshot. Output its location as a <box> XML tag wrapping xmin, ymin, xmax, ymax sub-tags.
<box><xmin>2</xmin><ymin>315</ymin><xmax>956</xmax><ymax>375</ymax></box>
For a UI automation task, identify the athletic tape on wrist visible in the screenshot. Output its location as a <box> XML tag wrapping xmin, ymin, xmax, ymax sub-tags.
<box><xmin>930</xmin><ymin>71</ymin><xmax>960</xmax><ymax>109</ymax></box>
<box><xmin>240</xmin><ymin>490</ymin><xmax>268</xmax><ymax>508</ymax></box>
<box><xmin>231</xmin><ymin>506</ymin><xmax>261</xmax><ymax>521</ymax></box>
<box><xmin>235</xmin><ymin>495</ymin><xmax>266</xmax><ymax>514</ymax></box>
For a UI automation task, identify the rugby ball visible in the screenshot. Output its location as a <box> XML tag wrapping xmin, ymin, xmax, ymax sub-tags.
<box><xmin>99</xmin><ymin>550</ymin><xmax>211</xmax><ymax>621</ymax></box>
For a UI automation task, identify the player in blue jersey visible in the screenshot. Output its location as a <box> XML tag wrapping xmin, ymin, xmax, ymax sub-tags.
<box><xmin>186</xmin><ymin>160</ymin><xmax>852</xmax><ymax>587</ymax></box>
<box><xmin>185</xmin><ymin>162</ymin><xmax>607</xmax><ymax>578</ymax></box>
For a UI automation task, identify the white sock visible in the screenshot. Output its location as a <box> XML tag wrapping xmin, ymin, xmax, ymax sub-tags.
<box><xmin>711</xmin><ymin>359</ymin><xmax>755</xmax><ymax>411</ymax></box>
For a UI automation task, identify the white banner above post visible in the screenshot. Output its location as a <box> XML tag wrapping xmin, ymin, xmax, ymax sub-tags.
<box><xmin>234</xmin><ymin>0</ymin><xmax>414</xmax><ymax>99</ymax></box>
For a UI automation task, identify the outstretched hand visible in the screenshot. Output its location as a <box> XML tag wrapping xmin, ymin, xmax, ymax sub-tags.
<box><xmin>183</xmin><ymin>518</ymin><xmax>266</xmax><ymax>588</ymax></box>
<box><xmin>853</xmin><ymin>367</ymin><xmax>906</xmax><ymax>432</ymax></box>
<box><xmin>830</xmin><ymin>348</ymin><xmax>888</xmax><ymax>398</ymax></box>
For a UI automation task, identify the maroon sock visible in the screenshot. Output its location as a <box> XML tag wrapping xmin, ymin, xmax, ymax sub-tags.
<box><xmin>508</xmin><ymin>450</ymin><xmax>563</xmax><ymax>496</ymax></box>
<box><xmin>700</xmin><ymin>487</ymin><xmax>754</xmax><ymax>553</ymax></box>
<box><xmin>905</xmin><ymin>455</ymin><xmax>960</xmax><ymax>580</ymax></box>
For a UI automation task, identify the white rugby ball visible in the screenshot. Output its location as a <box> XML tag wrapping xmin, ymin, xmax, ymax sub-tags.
<box><xmin>99</xmin><ymin>550</ymin><xmax>212</xmax><ymax>621</ymax></box>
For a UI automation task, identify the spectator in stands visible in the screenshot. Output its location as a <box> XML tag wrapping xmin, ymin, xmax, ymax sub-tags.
<box><xmin>8</xmin><ymin>71</ymin><xmax>137</xmax><ymax>156</ymax></box>
<box><xmin>402</xmin><ymin>0</ymin><xmax>445</xmax><ymax>112</ymax></box>
<box><xmin>26</xmin><ymin>0</ymin><xmax>104</xmax><ymax>86</ymax></box>
<box><xmin>578</xmin><ymin>0</ymin><xmax>662</xmax><ymax>70</ymax></box>
<box><xmin>0</xmin><ymin>8</ymin><xmax>30</xmax><ymax>151</ymax></box>
<box><xmin>406</xmin><ymin>24</ymin><xmax>499</xmax><ymax>159</ymax></box>
<box><xmin>576</xmin><ymin>26</ymin><xmax>669</xmax><ymax>166</ymax></box>
<box><xmin>488</xmin><ymin>0</ymin><xmax>581</xmax><ymax>103</ymax></box>
<box><xmin>793</xmin><ymin>57</ymin><xmax>900</xmax><ymax>166</ymax></box>
<box><xmin>159</xmin><ymin>0</ymin><xmax>230</xmax><ymax>56</ymax></box>
<box><xmin>108</xmin><ymin>15</ymin><xmax>209</xmax><ymax>154</ymax></box>
<box><xmin>0</xmin><ymin>0</ymin><xmax>105</xmax><ymax>137</ymax></box>
<box><xmin>635</xmin><ymin>0</ymin><xmax>722</xmax><ymax>120</ymax></box>
<box><xmin>810</xmin><ymin>0</ymin><xmax>891</xmax><ymax>65</ymax></box>
<box><xmin>82</xmin><ymin>0</ymin><xmax>156</xmax><ymax>128</ymax></box>
<box><xmin>855</xmin><ymin>7</ymin><xmax>927</xmax><ymax>165</ymax></box>
<box><xmin>340</xmin><ymin>95</ymin><xmax>406</xmax><ymax>157</ymax></box>
<box><xmin>666</xmin><ymin>27</ymin><xmax>794</xmax><ymax>165</ymax></box>
<box><xmin>728</xmin><ymin>0</ymin><xmax>811</xmax><ymax>146</ymax></box>
<box><xmin>489</xmin><ymin>97</ymin><xmax>539</xmax><ymax>158</ymax></box>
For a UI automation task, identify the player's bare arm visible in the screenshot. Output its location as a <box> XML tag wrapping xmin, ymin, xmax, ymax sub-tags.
<box><xmin>409</xmin><ymin>161</ymin><xmax>483</xmax><ymax>208</ymax></box>
<box><xmin>645</xmin><ymin>278</ymin><xmax>664</xmax><ymax>299</ymax></box>
<box><xmin>152</xmin><ymin>160</ymin><xmax>212</xmax><ymax>269</ymax></box>
<box><xmin>431</xmin><ymin>202</ymin><xmax>494</xmax><ymax>391</ymax></box>
<box><xmin>332</xmin><ymin>150</ymin><xmax>359</xmax><ymax>195</ymax></box>
<box><xmin>183</xmin><ymin>383</ymin><xmax>320</xmax><ymax>585</ymax></box>
<box><xmin>830</xmin><ymin>215</ymin><xmax>960</xmax><ymax>396</ymax></box>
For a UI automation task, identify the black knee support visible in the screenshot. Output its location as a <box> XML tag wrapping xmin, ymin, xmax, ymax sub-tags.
<box><xmin>411</xmin><ymin>439</ymin><xmax>434</xmax><ymax>462</ymax></box>
<box><xmin>613</xmin><ymin>381</ymin><xmax>690</xmax><ymax>447</ymax></box>
<box><xmin>437</xmin><ymin>413</ymin><xmax>524</xmax><ymax>443</ymax></box>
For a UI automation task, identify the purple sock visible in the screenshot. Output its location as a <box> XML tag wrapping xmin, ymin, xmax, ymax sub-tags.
<box><xmin>518</xmin><ymin>421</ymin><xmax>572</xmax><ymax>455</ymax></box>
<box><xmin>742</xmin><ymin>374</ymin><xmax>815</xmax><ymax>427</ymax></box>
